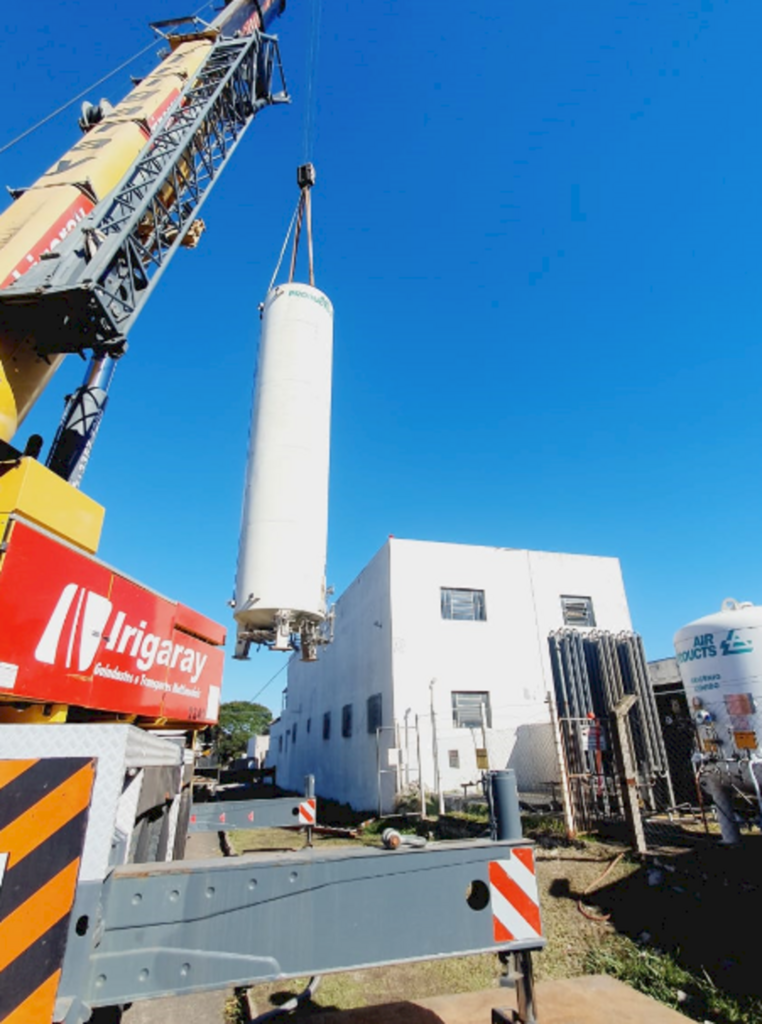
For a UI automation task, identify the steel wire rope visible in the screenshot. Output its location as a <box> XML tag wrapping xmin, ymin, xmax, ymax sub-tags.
<box><xmin>301</xmin><ymin>0</ymin><xmax>323</xmax><ymax>163</ymax></box>
<box><xmin>251</xmin><ymin>658</ymin><xmax>289</xmax><ymax>704</ymax></box>
<box><xmin>0</xmin><ymin>0</ymin><xmax>216</xmax><ymax>157</ymax></box>
<box><xmin>265</xmin><ymin>198</ymin><xmax>301</xmax><ymax>294</ymax></box>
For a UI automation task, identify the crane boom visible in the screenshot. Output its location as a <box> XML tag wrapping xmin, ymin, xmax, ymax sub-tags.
<box><xmin>0</xmin><ymin>0</ymin><xmax>287</xmax><ymax>456</ymax></box>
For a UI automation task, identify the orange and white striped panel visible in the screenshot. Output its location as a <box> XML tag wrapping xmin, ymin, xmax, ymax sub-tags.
<box><xmin>488</xmin><ymin>847</ymin><xmax>542</xmax><ymax>944</ymax></box>
<box><xmin>298</xmin><ymin>799</ymin><xmax>316</xmax><ymax>826</ymax></box>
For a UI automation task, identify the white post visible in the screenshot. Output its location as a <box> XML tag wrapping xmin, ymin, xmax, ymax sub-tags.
<box><xmin>547</xmin><ymin>691</ymin><xmax>576</xmax><ymax>838</ymax></box>
<box><xmin>480</xmin><ymin>699</ymin><xmax>490</xmax><ymax>770</ymax></box>
<box><xmin>404</xmin><ymin>707</ymin><xmax>411</xmax><ymax>788</ymax></box>
<box><xmin>430</xmin><ymin>678</ymin><xmax>445</xmax><ymax>816</ymax></box>
<box><xmin>415</xmin><ymin>714</ymin><xmax>425</xmax><ymax>818</ymax></box>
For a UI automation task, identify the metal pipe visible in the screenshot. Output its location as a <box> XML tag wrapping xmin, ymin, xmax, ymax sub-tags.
<box><xmin>488</xmin><ymin>770</ymin><xmax>523</xmax><ymax>842</ymax></box>
<box><xmin>430</xmin><ymin>678</ymin><xmax>445</xmax><ymax>817</ymax></box>
<box><xmin>415</xmin><ymin>714</ymin><xmax>425</xmax><ymax>819</ymax></box>
<box><xmin>547</xmin><ymin>691</ymin><xmax>576</xmax><ymax>838</ymax></box>
<box><xmin>746</xmin><ymin>757</ymin><xmax>762</xmax><ymax>826</ymax></box>
<box><xmin>703</xmin><ymin>772</ymin><xmax>741</xmax><ymax>845</ymax></box>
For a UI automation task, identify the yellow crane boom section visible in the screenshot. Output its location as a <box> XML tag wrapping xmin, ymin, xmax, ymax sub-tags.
<box><xmin>0</xmin><ymin>39</ymin><xmax>212</xmax><ymax>443</ymax></box>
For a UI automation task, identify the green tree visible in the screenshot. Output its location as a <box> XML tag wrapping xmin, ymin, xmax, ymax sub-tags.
<box><xmin>215</xmin><ymin>700</ymin><xmax>272</xmax><ymax>764</ymax></box>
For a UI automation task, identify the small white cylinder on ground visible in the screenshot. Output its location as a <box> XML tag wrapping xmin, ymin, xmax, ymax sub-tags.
<box><xmin>234</xmin><ymin>283</ymin><xmax>333</xmax><ymax>654</ymax></box>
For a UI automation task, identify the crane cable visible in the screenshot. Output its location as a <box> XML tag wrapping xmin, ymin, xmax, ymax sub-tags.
<box><xmin>265</xmin><ymin>198</ymin><xmax>301</xmax><ymax>295</ymax></box>
<box><xmin>288</xmin><ymin>181</ymin><xmax>315</xmax><ymax>287</ymax></box>
<box><xmin>262</xmin><ymin>0</ymin><xmax>322</xmax><ymax>296</ymax></box>
<box><xmin>0</xmin><ymin>0</ymin><xmax>216</xmax><ymax>158</ymax></box>
<box><xmin>265</xmin><ymin>166</ymin><xmax>316</xmax><ymax>297</ymax></box>
<box><xmin>301</xmin><ymin>0</ymin><xmax>323</xmax><ymax>163</ymax></box>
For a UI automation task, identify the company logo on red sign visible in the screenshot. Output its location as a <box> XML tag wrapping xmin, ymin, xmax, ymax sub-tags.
<box><xmin>0</xmin><ymin>520</ymin><xmax>224</xmax><ymax>724</ymax></box>
<box><xmin>36</xmin><ymin>583</ymin><xmax>209</xmax><ymax>685</ymax></box>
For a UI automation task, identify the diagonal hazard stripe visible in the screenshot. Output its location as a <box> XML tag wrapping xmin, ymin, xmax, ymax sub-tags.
<box><xmin>489</xmin><ymin>861</ymin><xmax>542</xmax><ymax>937</ymax></box>
<box><xmin>0</xmin><ymin>809</ymin><xmax>88</xmax><ymax>924</ymax></box>
<box><xmin>0</xmin><ymin>761</ymin><xmax>36</xmax><ymax>791</ymax></box>
<box><xmin>0</xmin><ymin>759</ymin><xmax>89</xmax><ymax>833</ymax></box>
<box><xmin>0</xmin><ymin>917</ymin><xmax>69</xmax><ymax>1022</ymax></box>
<box><xmin>493</xmin><ymin>917</ymin><xmax>514</xmax><ymax>943</ymax></box>
<box><xmin>491</xmin><ymin>884</ymin><xmax>539</xmax><ymax>943</ymax></box>
<box><xmin>0</xmin><ymin>761</ymin><xmax>93</xmax><ymax>870</ymax></box>
<box><xmin>499</xmin><ymin>852</ymin><xmax>538</xmax><ymax>904</ymax></box>
<box><xmin>0</xmin><ymin>759</ymin><xmax>93</xmax><ymax>1024</ymax></box>
<box><xmin>512</xmin><ymin>847</ymin><xmax>535</xmax><ymax>875</ymax></box>
<box><xmin>0</xmin><ymin>858</ymin><xmax>80</xmax><ymax>973</ymax></box>
<box><xmin>1</xmin><ymin>968</ymin><xmax>61</xmax><ymax>1024</ymax></box>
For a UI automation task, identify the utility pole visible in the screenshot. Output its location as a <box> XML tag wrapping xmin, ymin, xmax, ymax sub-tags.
<box><xmin>430</xmin><ymin>678</ymin><xmax>445</xmax><ymax>816</ymax></box>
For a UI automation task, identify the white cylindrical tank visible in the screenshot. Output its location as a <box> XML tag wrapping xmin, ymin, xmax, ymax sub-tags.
<box><xmin>673</xmin><ymin>598</ymin><xmax>762</xmax><ymax>760</ymax></box>
<box><xmin>234</xmin><ymin>283</ymin><xmax>333</xmax><ymax>651</ymax></box>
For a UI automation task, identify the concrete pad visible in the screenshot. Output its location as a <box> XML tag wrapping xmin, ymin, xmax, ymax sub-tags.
<box><xmin>184</xmin><ymin>831</ymin><xmax>224</xmax><ymax>860</ymax></box>
<box><xmin>118</xmin><ymin>990</ymin><xmax>229</xmax><ymax>1024</ymax></box>
<box><xmin>314</xmin><ymin>976</ymin><xmax>689</xmax><ymax>1024</ymax></box>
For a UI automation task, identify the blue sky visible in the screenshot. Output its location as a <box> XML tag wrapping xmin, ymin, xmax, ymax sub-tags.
<box><xmin>2</xmin><ymin>0</ymin><xmax>760</xmax><ymax>711</ymax></box>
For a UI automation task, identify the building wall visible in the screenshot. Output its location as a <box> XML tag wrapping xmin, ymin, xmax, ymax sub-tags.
<box><xmin>267</xmin><ymin>544</ymin><xmax>394</xmax><ymax>812</ymax></box>
<box><xmin>388</xmin><ymin>541</ymin><xmax>632</xmax><ymax>797</ymax></box>
<box><xmin>269</xmin><ymin>538</ymin><xmax>633</xmax><ymax>813</ymax></box>
<box><xmin>245</xmin><ymin>734</ymin><xmax>270</xmax><ymax>766</ymax></box>
<box><xmin>648</xmin><ymin>656</ymin><xmax>681</xmax><ymax>691</ymax></box>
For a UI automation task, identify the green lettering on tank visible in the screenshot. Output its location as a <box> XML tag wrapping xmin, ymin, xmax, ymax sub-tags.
<box><xmin>287</xmin><ymin>288</ymin><xmax>333</xmax><ymax>314</ymax></box>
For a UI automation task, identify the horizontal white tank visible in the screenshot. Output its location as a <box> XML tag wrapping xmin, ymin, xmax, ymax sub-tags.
<box><xmin>674</xmin><ymin>599</ymin><xmax>762</xmax><ymax>759</ymax></box>
<box><xmin>234</xmin><ymin>283</ymin><xmax>333</xmax><ymax>648</ymax></box>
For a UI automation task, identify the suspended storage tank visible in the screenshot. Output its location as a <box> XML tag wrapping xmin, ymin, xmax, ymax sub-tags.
<box><xmin>674</xmin><ymin>598</ymin><xmax>762</xmax><ymax>841</ymax></box>
<box><xmin>234</xmin><ymin>283</ymin><xmax>333</xmax><ymax>660</ymax></box>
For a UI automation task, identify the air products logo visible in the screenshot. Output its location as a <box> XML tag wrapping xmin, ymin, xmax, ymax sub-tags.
<box><xmin>35</xmin><ymin>584</ymin><xmax>111</xmax><ymax>672</ymax></box>
<box><xmin>720</xmin><ymin>630</ymin><xmax>753</xmax><ymax>656</ymax></box>
<box><xmin>34</xmin><ymin>584</ymin><xmax>208</xmax><ymax>683</ymax></box>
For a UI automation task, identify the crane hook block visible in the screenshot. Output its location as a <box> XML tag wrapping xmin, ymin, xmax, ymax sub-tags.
<box><xmin>297</xmin><ymin>163</ymin><xmax>316</xmax><ymax>190</ymax></box>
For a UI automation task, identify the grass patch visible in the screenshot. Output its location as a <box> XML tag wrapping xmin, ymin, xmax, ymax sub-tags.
<box><xmin>245</xmin><ymin>956</ymin><xmax>503</xmax><ymax>1016</ymax></box>
<box><xmin>223</xmin><ymin>994</ymin><xmax>246</xmax><ymax>1023</ymax></box>
<box><xmin>586</xmin><ymin>942</ymin><xmax>762</xmax><ymax>1023</ymax></box>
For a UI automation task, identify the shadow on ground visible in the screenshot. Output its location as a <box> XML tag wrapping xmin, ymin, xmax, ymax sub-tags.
<box><xmin>261</xmin><ymin>995</ymin><xmax>446</xmax><ymax>1022</ymax></box>
<box><xmin>550</xmin><ymin>832</ymin><xmax>762</xmax><ymax>997</ymax></box>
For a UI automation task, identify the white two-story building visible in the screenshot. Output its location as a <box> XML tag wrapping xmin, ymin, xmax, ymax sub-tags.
<box><xmin>267</xmin><ymin>538</ymin><xmax>632</xmax><ymax>813</ymax></box>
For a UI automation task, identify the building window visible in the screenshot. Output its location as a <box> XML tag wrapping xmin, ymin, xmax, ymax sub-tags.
<box><xmin>367</xmin><ymin>693</ymin><xmax>382</xmax><ymax>734</ymax></box>
<box><xmin>307</xmin><ymin>718</ymin><xmax>311</xmax><ymax>734</ymax></box>
<box><xmin>292</xmin><ymin>723</ymin><xmax>297</xmax><ymax>744</ymax></box>
<box><xmin>448</xmin><ymin>749</ymin><xmax>460</xmax><ymax>769</ymax></box>
<box><xmin>561</xmin><ymin>595</ymin><xmax>596</xmax><ymax>627</ymax></box>
<box><xmin>441</xmin><ymin>588</ymin><xmax>486</xmax><ymax>621</ymax></box>
<box><xmin>323</xmin><ymin>712</ymin><xmax>331</xmax><ymax>741</ymax></box>
<box><xmin>452</xmin><ymin>691</ymin><xmax>492</xmax><ymax>729</ymax></box>
<box><xmin>278</xmin><ymin>735</ymin><xmax>283</xmax><ymax>753</ymax></box>
<box><xmin>342</xmin><ymin>703</ymin><xmax>353</xmax><ymax>738</ymax></box>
